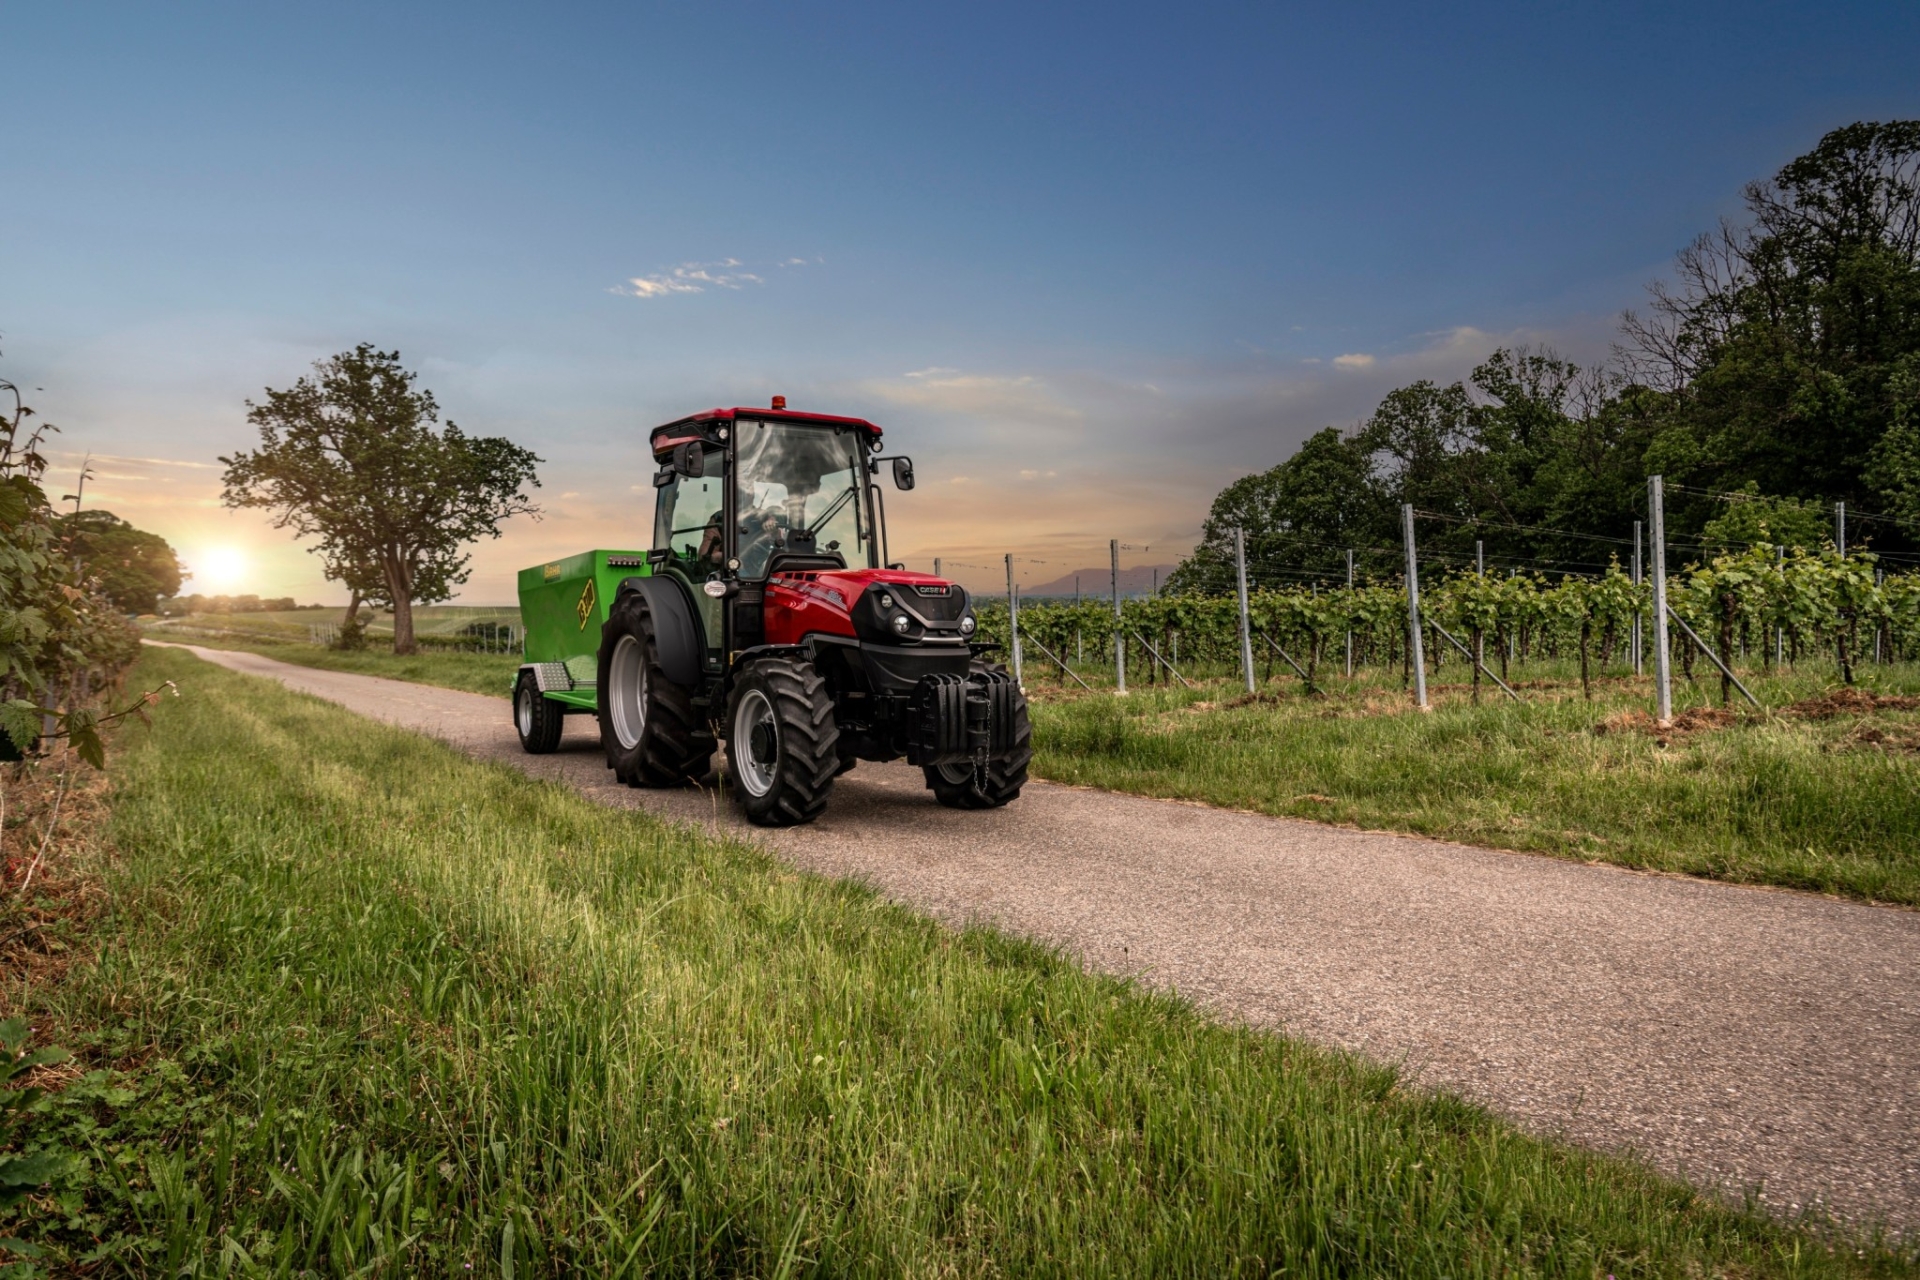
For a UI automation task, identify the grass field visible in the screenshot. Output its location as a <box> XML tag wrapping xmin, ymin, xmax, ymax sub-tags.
<box><xmin>145</xmin><ymin>631</ymin><xmax>524</xmax><ymax>698</ymax></box>
<box><xmin>147</xmin><ymin>604</ymin><xmax>522</xmax><ymax>644</ymax></box>
<box><xmin>1025</xmin><ymin>659</ymin><xmax>1920</xmax><ymax>906</ymax></box>
<box><xmin>9</xmin><ymin>645</ymin><xmax>1912</xmax><ymax>1274</ymax></box>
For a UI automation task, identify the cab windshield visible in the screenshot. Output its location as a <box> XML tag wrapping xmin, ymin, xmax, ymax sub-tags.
<box><xmin>734</xmin><ymin>420</ymin><xmax>874</xmax><ymax>579</ymax></box>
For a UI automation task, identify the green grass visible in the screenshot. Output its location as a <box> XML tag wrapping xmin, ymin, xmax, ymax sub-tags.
<box><xmin>147</xmin><ymin>605</ymin><xmax>522</xmax><ymax>642</ymax></box>
<box><xmin>145</xmin><ymin>631</ymin><xmax>522</xmax><ymax>697</ymax></box>
<box><xmin>1025</xmin><ymin>659</ymin><xmax>1920</xmax><ymax>906</ymax></box>
<box><xmin>12</xmin><ymin>645</ymin><xmax>1913</xmax><ymax>1275</ymax></box>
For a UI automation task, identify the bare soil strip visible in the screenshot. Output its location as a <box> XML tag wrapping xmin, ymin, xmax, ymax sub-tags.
<box><xmin>152</xmin><ymin>642</ymin><xmax>1920</xmax><ymax>1233</ymax></box>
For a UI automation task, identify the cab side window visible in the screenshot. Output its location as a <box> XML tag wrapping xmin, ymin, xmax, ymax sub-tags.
<box><xmin>653</xmin><ymin>448</ymin><xmax>727</xmax><ymax>579</ymax></box>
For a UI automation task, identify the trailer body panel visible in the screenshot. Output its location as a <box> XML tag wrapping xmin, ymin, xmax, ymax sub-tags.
<box><xmin>515</xmin><ymin>550</ymin><xmax>649</xmax><ymax>696</ymax></box>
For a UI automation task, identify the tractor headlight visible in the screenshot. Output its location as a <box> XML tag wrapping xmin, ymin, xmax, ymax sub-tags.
<box><xmin>879</xmin><ymin>593</ymin><xmax>894</xmax><ymax>609</ymax></box>
<box><xmin>959</xmin><ymin>614</ymin><xmax>976</xmax><ymax>635</ymax></box>
<box><xmin>891</xmin><ymin>614</ymin><xmax>912</xmax><ymax>635</ymax></box>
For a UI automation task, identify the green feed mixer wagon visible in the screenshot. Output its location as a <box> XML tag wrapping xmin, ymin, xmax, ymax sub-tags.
<box><xmin>513</xmin><ymin>400</ymin><xmax>1031</xmax><ymax>827</ymax></box>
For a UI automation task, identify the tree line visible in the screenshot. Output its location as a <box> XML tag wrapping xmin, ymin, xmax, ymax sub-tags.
<box><xmin>1171</xmin><ymin>121</ymin><xmax>1920</xmax><ymax>593</ymax></box>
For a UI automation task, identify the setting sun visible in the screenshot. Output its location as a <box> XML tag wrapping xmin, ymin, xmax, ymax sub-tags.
<box><xmin>190</xmin><ymin>544</ymin><xmax>249</xmax><ymax>593</ymax></box>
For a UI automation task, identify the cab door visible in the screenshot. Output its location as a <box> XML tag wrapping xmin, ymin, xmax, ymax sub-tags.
<box><xmin>650</xmin><ymin>446</ymin><xmax>728</xmax><ymax>673</ymax></box>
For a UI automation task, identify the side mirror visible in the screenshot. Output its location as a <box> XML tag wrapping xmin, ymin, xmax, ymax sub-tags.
<box><xmin>673</xmin><ymin>441</ymin><xmax>706</xmax><ymax>478</ymax></box>
<box><xmin>890</xmin><ymin>456</ymin><xmax>916</xmax><ymax>491</ymax></box>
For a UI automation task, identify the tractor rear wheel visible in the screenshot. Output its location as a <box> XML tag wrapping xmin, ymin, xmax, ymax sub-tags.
<box><xmin>925</xmin><ymin>662</ymin><xmax>1032</xmax><ymax>809</ymax></box>
<box><xmin>597</xmin><ymin>590</ymin><xmax>712</xmax><ymax>786</ymax></box>
<box><xmin>727</xmin><ymin>657</ymin><xmax>839</xmax><ymax>826</ymax></box>
<box><xmin>513</xmin><ymin>670</ymin><xmax>565</xmax><ymax>754</ymax></box>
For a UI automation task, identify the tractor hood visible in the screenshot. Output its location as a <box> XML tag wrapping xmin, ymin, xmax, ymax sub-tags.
<box><xmin>764</xmin><ymin>568</ymin><xmax>975</xmax><ymax>649</ymax></box>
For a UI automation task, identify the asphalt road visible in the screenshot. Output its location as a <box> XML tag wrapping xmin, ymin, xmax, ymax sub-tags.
<box><xmin>153</xmin><ymin>643</ymin><xmax>1920</xmax><ymax>1234</ymax></box>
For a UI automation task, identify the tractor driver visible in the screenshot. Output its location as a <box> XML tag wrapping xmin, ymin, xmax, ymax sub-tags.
<box><xmin>695</xmin><ymin>511</ymin><xmax>725</xmax><ymax>568</ymax></box>
<box><xmin>737</xmin><ymin>508</ymin><xmax>788</xmax><ymax>578</ymax></box>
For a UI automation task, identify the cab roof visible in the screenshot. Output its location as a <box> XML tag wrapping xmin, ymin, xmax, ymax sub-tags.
<box><xmin>650</xmin><ymin>407</ymin><xmax>883</xmax><ymax>460</ymax></box>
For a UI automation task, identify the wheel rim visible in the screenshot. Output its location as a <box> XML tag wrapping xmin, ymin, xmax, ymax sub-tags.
<box><xmin>733</xmin><ymin>688</ymin><xmax>778</xmax><ymax>797</ymax></box>
<box><xmin>516</xmin><ymin>683</ymin><xmax>535</xmax><ymax>737</ymax></box>
<box><xmin>608</xmin><ymin>635</ymin><xmax>648</xmax><ymax>750</ymax></box>
<box><xmin>936</xmin><ymin>761</ymin><xmax>976</xmax><ymax>784</ymax></box>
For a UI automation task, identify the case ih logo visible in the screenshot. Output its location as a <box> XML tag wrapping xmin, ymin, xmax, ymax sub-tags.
<box><xmin>913</xmin><ymin>585</ymin><xmax>952</xmax><ymax>597</ymax></box>
<box><xmin>576</xmin><ymin>579</ymin><xmax>597</xmax><ymax>629</ymax></box>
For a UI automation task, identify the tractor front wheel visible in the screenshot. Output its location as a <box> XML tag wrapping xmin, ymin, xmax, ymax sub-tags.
<box><xmin>597</xmin><ymin>591</ymin><xmax>712</xmax><ymax>786</ymax></box>
<box><xmin>513</xmin><ymin>670</ymin><xmax>565</xmax><ymax>754</ymax></box>
<box><xmin>727</xmin><ymin>657</ymin><xmax>839</xmax><ymax>826</ymax></box>
<box><xmin>925</xmin><ymin>663</ymin><xmax>1032</xmax><ymax>809</ymax></box>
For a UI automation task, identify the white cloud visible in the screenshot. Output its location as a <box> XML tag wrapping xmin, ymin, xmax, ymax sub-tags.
<box><xmin>1332</xmin><ymin>352</ymin><xmax>1375</xmax><ymax>369</ymax></box>
<box><xmin>904</xmin><ymin>367</ymin><xmax>960</xmax><ymax>379</ymax></box>
<box><xmin>614</xmin><ymin>259</ymin><xmax>768</xmax><ymax>299</ymax></box>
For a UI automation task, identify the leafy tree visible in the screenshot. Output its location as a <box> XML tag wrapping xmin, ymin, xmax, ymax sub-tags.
<box><xmin>1865</xmin><ymin>354</ymin><xmax>1920</xmax><ymax>528</ymax></box>
<box><xmin>52</xmin><ymin>509</ymin><xmax>182</xmax><ymax>613</ymax></box>
<box><xmin>1625</xmin><ymin>121</ymin><xmax>1920</xmax><ymax>516</ymax></box>
<box><xmin>1166</xmin><ymin>427</ymin><xmax>1390</xmax><ymax>593</ymax></box>
<box><xmin>1172</xmin><ymin>121</ymin><xmax>1920</xmax><ymax>595</ymax></box>
<box><xmin>221</xmin><ymin>345</ymin><xmax>542</xmax><ymax>654</ymax></box>
<box><xmin>1697</xmin><ymin>485</ymin><xmax>1830</xmax><ymax>553</ymax></box>
<box><xmin>0</xmin><ymin>367</ymin><xmax>142</xmax><ymax>763</ymax></box>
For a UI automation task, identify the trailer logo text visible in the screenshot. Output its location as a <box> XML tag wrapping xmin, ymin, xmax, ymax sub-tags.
<box><xmin>576</xmin><ymin>579</ymin><xmax>597</xmax><ymax>629</ymax></box>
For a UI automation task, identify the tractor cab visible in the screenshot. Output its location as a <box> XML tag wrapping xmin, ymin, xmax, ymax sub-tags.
<box><xmin>511</xmin><ymin>398</ymin><xmax>1030</xmax><ymax>827</ymax></box>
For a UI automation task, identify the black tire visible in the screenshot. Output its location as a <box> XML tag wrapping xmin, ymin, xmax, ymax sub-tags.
<box><xmin>597</xmin><ymin>589</ymin><xmax>712</xmax><ymax>786</ymax></box>
<box><xmin>925</xmin><ymin>662</ymin><xmax>1032</xmax><ymax>809</ymax></box>
<box><xmin>513</xmin><ymin>671</ymin><xmax>565</xmax><ymax>754</ymax></box>
<box><xmin>726</xmin><ymin>657</ymin><xmax>839</xmax><ymax>826</ymax></box>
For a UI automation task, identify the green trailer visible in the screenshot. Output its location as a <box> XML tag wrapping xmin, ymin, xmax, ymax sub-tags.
<box><xmin>511</xmin><ymin>550</ymin><xmax>649</xmax><ymax>735</ymax></box>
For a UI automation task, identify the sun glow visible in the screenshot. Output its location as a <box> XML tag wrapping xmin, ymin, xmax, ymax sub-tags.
<box><xmin>191</xmin><ymin>545</ymin><xmax>250</xmax><ymax>593</ymax></box>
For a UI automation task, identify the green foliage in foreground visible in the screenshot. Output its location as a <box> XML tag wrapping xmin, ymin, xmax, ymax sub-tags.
<box><xmin>1029</xmin><ymin>662</ymin><xmax>1920</xmax><ymax>906</ymax></box>
<box><xmin>146</xmin><ymin>634</ymin><xmax>521</xmax><ymax>698</ymax></box>
<box><xmin>14</xmin><ymin>648</ymin><xmax>1911</xmax><ymax>1275</ymax></box>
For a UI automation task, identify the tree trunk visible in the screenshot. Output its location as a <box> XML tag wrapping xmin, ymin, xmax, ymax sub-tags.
<box><xmin>384</xmin><ymin>552</ymin><xmax>417</xmax><ymax>655</ymax></box>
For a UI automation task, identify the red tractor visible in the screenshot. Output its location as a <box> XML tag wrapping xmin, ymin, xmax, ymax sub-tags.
<box><xmin>513</xmin><ymin>400</ymin><xmax>1031</xmax><ymax>826</ymax></box>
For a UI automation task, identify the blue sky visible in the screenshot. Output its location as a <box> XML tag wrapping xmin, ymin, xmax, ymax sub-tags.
<box><xmin>5</xmin><ymin>0</ymin><xmax>1916</xmax><ymax>600</ymax></box>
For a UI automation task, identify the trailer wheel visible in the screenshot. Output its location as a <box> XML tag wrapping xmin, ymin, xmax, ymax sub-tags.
<box><xmin>727</xmin><ymin>657</ymin><xmax>839</xmax><ymax>826</ymax></box>
<box><xmin>925</xmin><ymin>662</ymin><xmax>1032</xmax><ymax>809</ymax></box>
<box><xmin>514</xmin><ymin>671</ymin><xmax>565</xmax><ymax>754</ymax></box>
<box><xmin>598</xmin><ymin>590</ymin><xmax>712</xmax><ymax>786</ymax></box>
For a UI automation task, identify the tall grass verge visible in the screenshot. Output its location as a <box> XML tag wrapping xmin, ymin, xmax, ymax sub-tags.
<box><xmin>8</xmin><ymin>647</ymin><xmax>1911</xmax><ymax>1273</ymax></box>
<box><xmin>1028</xmin><ymin>662</ymin><xmax>1920</xmax><ymax>905</ymax></box>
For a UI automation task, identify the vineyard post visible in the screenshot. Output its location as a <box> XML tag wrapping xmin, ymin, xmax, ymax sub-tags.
<box><xmin>1876</xmin><ymin>568</ymin><xmax>1884</xmax><ymax>664</ymax></box>
<box><xmin>1006</xmin><ymin>554</ymin><xmax>1023</xmax><ymax>689</ymax></box>
<box><xmin>1234</xmin><ymin>527</ymin><xmax>1256</xmax><ymax>695</ymax></box>
<box><xmin>1475</xmin><ymin>540</ymin><xmax>1485</xmax><ymax>677</ymax></box>
<box><xmin>1835</xmin><ymin>503</ymin><xmax>1847</xmax><ymax>672</ymax></box>
<box><xmin>1401</xmin><ymin>504</ymin><xmax>1428</xmax><ymax>710</ymax></box>
<box><xmin>1345</xmin><ymin>548</ymin><xmax>1354</xmax><ymax>677</ymax></box>
<box><xmin>1632</xmin><ymin>520</ymin><xmax>1643</xmax><ymax>675</ymax></box>
<box><xmin>1775</xmin><ymin>546</ymin><xmax>1784</xmax><ymax>668</ymax></box>
<box><xmin>1111</xmin><ymin>539</ymin><xmax>1125</xmax><ymax>695</ymax></box>
<box><xmin>1649</xmin><ymin>476</ymin><xmax>1673</xmax><ymax>726</ymax></box>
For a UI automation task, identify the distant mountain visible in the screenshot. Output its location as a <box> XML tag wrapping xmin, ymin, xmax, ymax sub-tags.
<box><xmin>1016</xmin><ymin>564</ymin><xmax>1178</xmax><ymax>599</ymax></box>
